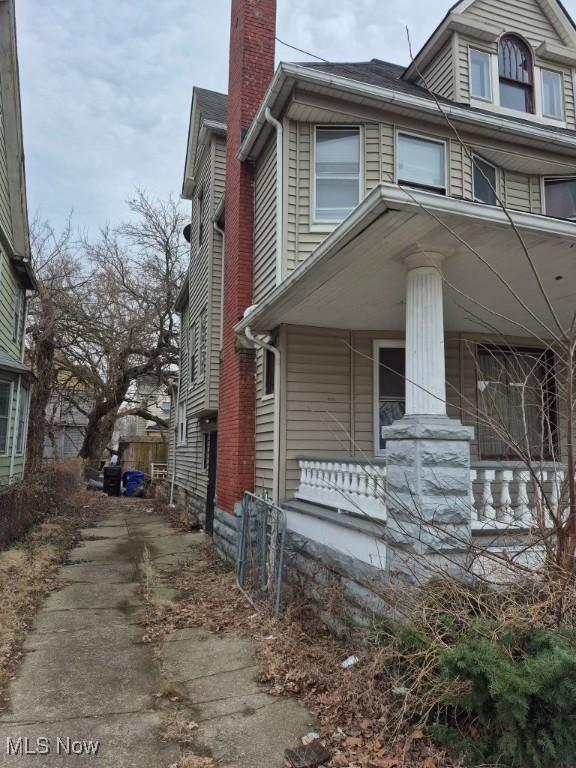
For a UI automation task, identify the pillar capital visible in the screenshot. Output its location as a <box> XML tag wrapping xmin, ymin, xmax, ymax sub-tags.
<box><xmin>404</xmin><ymin>250</ymin><xmax>445</xmax><ymax>271</ymax></box>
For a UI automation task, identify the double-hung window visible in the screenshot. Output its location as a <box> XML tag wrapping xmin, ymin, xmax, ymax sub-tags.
<box><xmin>542</xmin><ymin>69</ymin><xmax>563</xmax><ymax>120</ymax></box>
<box><xmin>477</xmin><ymin>347</ymin><xmax>556</xmax><ymax>460</ymax></box>
<box><xmin>470</xmin><ymin>49</ymin><xmax>492</xmax><ymax>101</ymax></box>
<box><xmin>16</xmin><ymin>385</ymin><xmax>28</xmax><ymax>454</ymax></box>
<box><xmin>189</xmin><ymin>323</ymin><xmax>197</xmax><ymax>384</ymax></box>
<box><xmin>397</xmin><ymin>134</ymin><xmax>446</xmax><ymax>195</ymax></box>
<box><xmin>473</xmin><ymin>157</ymin><xmax>498</xmax><ymax>206</ymax></box>
<box><xmin>544</xmin><ymin>177</ymin><xmax>576</xmax><ymax>220</ymax></box>
<box><xmin>0</xmin><ymin>382</ymin><xmax>10</xmax><ymax>454</ymax></box>
<box><xmin>314</xmin><ymin>127</ymin><xmax>361</xmax><ymax>222</ymax></box>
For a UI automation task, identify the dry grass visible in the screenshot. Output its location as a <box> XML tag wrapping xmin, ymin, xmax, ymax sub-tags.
<box><xmin>140</xmin><ymin>532</ymin><xmax>458</xmax><ymax>768</ymax></box>
<box><xmin>0</xmin><ymin>483</ymin><xmax>101</xmax><ymax>712</ymax></box>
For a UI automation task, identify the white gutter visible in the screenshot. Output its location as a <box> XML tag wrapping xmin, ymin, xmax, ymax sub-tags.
<box><xmin>244</xmin><ymin>326</ymin><xmax>281</xmax><ymax>505</ymax></box>
<box><xmin>238</xmin><ymin>62</ymin><xmax>576</xmax><ymax>162</ymax></box>
<box><xmin>264</xmin><ymin>108</ymin><xmax>283</xmax><ymax>286</ymax></box>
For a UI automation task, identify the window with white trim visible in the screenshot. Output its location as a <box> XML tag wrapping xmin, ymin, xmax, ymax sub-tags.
<box><xmin>542</xmin><ymin>69</ymin><xmax>563</xmax><ymax>120</ymax></box>
<box><xmin>397</xmin><ymin>134</ymin><xmax>446</xmax><ymax>194</ymax></box>
<box><xmin>374</xmin><ymin>342</ymin><xmax>406</xmax><ymax>454</ymax></box>
<box><xmin>470</xmin><ymin>49</ymin><xmax>492</xmax><ymax>101</ymax></box>
<box><xmin>189</xmin><ymin>322</ymin><xmax>197</xmax><ymax>384</ymax></box>
<box><xmin>499</xmin><ymin>34</ymin><xmax>534</xmax><ymax>114</ymax></box>
<box><xmin>473</xmin><ymin>157</ymin><xmax>498</xmax><ymax>206</ymax></box>
<box><xmin>0</xmin><ymin>382</ymin><xmax>10</xmax><ymax>454</ymax></box>
<box><xmin>314</xmin><ymin>127</ymin><xmax>361</xmax><ymax>222</ymax></box>
<box><xmin>177</xmin><ymin>402</ymin><xmax>186</xmax><ymax>445</ymax></box>
<box><xmin>544</xmin><ymin>177</ymin><xmax>576</xmax><ymax>220</ymax></box>
<box><xmin>199</xmin><ymin>308</ymin><xmax>207</xmax><ymax>379</ymax></box>
<box><xmin>16</xmin><ymin>385</ymin><xmax>28</xmax><ymax>454</ymax></box>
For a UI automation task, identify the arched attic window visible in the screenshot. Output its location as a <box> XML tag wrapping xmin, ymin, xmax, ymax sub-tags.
<box><xmin>499</xmin><ymin>34</ymin><xmax>534</xmax><ymax>113</ymax></box>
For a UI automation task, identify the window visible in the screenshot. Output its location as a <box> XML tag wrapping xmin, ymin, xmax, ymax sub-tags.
<box><xmin>16</xmin><ymin>385</ymin><xmax>28</xmax><ymax>454</ymax></box>
<box><xmin>477</xmin><ymin>347</ymin><xmax>556</xmax><ymax>460</ymax></box>
<box><xmin>397</xmin><ymin>134</ymin><xmax>446</xmax><ymax>194</ymax></box>
<box><xmin>542</xmin><ymin>69</ymin><xmax>563</xmax><ymax>119</ymax></box>
<box><xmin>544</xmin><ymin>177</ymin><xmax>576</xmax><ymax>220</ymax></box>
<box><xmin>0</xmin><ymin>382</ymin><xmax>10</xmax><ymax>454</ymax></box>
<box><xmin>177</xmin><ymin>402</ymin><xmax>186</xmax><ymax>445</ymax></box>
<box><xmin>374</xmin><ymin>342</ymin><xmax>405</xmax><ymax>454</ymax></box>
<box><xmin>473</xmin><ymin>157</ymin><xmax>498</xmax><ymax>206</ymax></box>
<box><xmin>499</xmin><ymin>34</ymin><xmax>534</xmax><ymax>113</ymax></box>
<box><xmin>189</xmin><ymin>323</ymin><xmax>197</xmax><ymax>383</ymax></box>
<box><xmin>197</xmin><ymin>190</ymin><xmax>204</xmax><ymax>249</ymax></box>
<box><xmin>199</xmin><ymin>308</ymin><xmax>207</xmax><ymax>379</ymax></box>
<box><xmin>470</xmin><ymin>49</ymin><xmax>492</xmax><ymax>101</ymax></box>
<box><xmin>314</xmin><ymin>127</ymin><xmax>360</xmax><ymax>222</ymax></box>
<box><xmin>264</xmin><ymin>347</ymin><xmax>275</xmax><ymax>396</ymax></box>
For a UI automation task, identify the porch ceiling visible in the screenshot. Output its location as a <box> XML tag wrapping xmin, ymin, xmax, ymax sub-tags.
<box><xmin>237</xmin><ymin>184</ymin><xmax>576</xmax><ymax>338</ymax></box>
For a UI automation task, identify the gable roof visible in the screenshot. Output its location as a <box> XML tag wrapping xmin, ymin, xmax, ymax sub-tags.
<box><xmin>403</xmin><ymin>0</ymin><xmax>576</xmax><ymax>81</ymax></box>
<box><xmin>194</xmin><ymin>88</ymin><xmax>228</xmax><ymax>127</ymax></box>
<box><xmin>182</xmin><ymin>87</ymin><xmax>228</xmax><ymax>198</ymax></box>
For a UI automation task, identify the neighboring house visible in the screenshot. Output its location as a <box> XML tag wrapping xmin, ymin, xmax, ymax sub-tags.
<box><xmin>118</xmin><ymin>375</ymin><xmax>171</xmax><ymax>439</ymax></box>
<box><xmin>171</xmin><ymin>0</ymin><xmax>576</xmax><ymax>593</ymax></box>
<box><xmin>0</xmin><ymin>0</ymin><xmax>36</xmax><ymax>486</ymax></box>
<box><xmin>43</xmin><ymin>368</ymin><xmax>92</xmax><ymax>461</ymax></box>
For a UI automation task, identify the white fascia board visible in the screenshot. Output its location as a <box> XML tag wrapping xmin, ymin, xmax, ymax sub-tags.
<box><xmin>238</xmin><ymin>62</ymin><xmax>576</xmax><ymax>163</ymax></box>
<box><xmin>234</xmin><ymin>182</ymin><xmax>576</xmax><ymax>333</ymax></box>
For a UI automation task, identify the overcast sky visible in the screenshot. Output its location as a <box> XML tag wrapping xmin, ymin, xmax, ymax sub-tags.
<box><xmin>15</xmin><ymin>0</ymin><xmax>576</xmax><ymax>235</ymax></box>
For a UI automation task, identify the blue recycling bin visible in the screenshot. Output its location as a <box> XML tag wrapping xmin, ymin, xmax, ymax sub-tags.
<box><xmin>123</xmin><ymin>470</ymin><xmax>145</xmax><ymax>497</ymax></box>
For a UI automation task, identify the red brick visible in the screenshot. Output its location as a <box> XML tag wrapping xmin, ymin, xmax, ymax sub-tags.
<box><xmin>216</xmin><ymin>0</ymin><xmax>276</xmax><ymax>513</ymax></box>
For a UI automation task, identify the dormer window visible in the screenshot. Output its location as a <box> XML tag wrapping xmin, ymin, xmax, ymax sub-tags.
<box><xmin>498</xmin><ymin>35</ymin><xmax>534</xmax><ymax>113</ymax></box>
<box><xmin>542</xmin><ymin>69</ymin><xmax>563</xmax><ymax>120</ymax></box>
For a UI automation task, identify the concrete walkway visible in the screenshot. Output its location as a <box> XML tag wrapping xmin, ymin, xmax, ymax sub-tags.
<box><xmin>0</xmin><ymin>500</ymin><xmax>313</xmax><ymax>767</ymax></box>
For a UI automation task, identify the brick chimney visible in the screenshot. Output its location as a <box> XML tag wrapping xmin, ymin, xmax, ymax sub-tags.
<box><xmin>216</xmin><ymin>0</ymin><xmax>276</xmax><ymax>513</ymax></box>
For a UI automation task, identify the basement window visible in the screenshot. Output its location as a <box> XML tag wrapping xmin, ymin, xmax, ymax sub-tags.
<box><xmin>544</xmin><ymin>177</ymin><xmax>576</xmax><ymax>220</ymax></box>
<box><xmin>314</xmin><ymin>126</ymin><xmax>361</xmax><ymax>222</ymax></box>
<box><xmin>397</xmin><ymin>133</ymin><xmax>446</xmax><ymax>195</ymax></box>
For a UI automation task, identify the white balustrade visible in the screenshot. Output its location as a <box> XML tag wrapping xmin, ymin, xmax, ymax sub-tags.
<box><xmin>470</xmin><ymin>464</ymin><xmax>567</xmax><ymax>530</ymax></box>
<box><xmin>296</xmin><ymin>459</ymin><xmax>387</xmax><ymax>520</ymax></box>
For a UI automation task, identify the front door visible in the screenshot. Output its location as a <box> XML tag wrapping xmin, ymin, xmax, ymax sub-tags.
<box><xmin>375</xmin><ymin>341</ymin><xmax>406</xmax><ymax>453</ymax></box>
<box><xmin>205</xmin><ymin>432</ymin><xmax>218</xmax><ymax>535</ymax></box>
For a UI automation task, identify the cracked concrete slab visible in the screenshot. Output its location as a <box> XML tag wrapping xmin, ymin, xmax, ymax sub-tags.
<box><xmin>1</xmin><ymin>499</ymin><xmax>314</xmax><ymax>767</ymax></box>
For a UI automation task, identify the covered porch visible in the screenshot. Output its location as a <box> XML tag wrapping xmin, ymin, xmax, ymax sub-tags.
<box><xmin>239</xmin><ymin>183</ymin><xmax>576</xmax><ymax>540</ymax></box>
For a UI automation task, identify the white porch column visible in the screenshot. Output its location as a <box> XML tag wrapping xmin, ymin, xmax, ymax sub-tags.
<box><xmin>405</xmin><ymin>252</ymin><xmax>446</xmax><ymax>416</ymax></box>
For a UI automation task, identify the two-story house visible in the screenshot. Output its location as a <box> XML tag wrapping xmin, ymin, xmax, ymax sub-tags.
<box><xmin>170</xmin><ymin>87</ymin><xmax>226</xmax><ymax>530</ymax></box>
<box><xmin>172</xmin><ymin>0</ymin><xmax>576</xmax><ymax>597</ymax></box>
<box><xmin>0</xmin><ymin>0</ymin><xmax>36</xmax><ymax>486</ymax></box>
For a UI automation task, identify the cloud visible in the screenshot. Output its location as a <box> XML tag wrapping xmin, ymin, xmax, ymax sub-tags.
<box><xmin>16</xmin><ymin>0</ymin><xmax>576</xmax><ymax>235</ymax></box>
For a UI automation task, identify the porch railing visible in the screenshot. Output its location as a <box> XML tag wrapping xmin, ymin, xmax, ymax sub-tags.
<box><xmin>296</xmin><ymin>458</ymin><xmax>388</xmax><ymax>520</ymax></box>
<box><xmin>470</xmin><ymin>463</ymin><xmax>565</xmax><ymax>530</ymax></box>
<box><xmin>296</xmin><ymin>457</ymin><xmax>567</xmax><ymax>532</ymax></box>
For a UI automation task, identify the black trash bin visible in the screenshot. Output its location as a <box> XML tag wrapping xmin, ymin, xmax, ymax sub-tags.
<box><xmin>103</xmin><ymin>465</ymin><xmax>122</xmax><ymax>496</ymax></box>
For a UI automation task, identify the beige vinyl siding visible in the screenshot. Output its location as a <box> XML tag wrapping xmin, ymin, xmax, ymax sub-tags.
<box><xmin>504</xmin><ymin>171</ymin><xmax>539</xmax><ymax>212</ymax></box>
<box><xmin>255</xmin><ymin>347</ymin><xmax>275</xmax><ymax>497</ymax></box>
<box><xmin>0</xmin><ymin>247</ymin><xmax>19</xmax><ymax>358</ymax></box>
<box><xmin>0</xmin><ymin>94</ymin><xmax>12</xmax><ymax>245</ymax></box>
<box><xmin>418</xmin><ymin>41</ymin><xmax>455</xmax><ymax>99</ymax></box>
<box><xmin>253</xmin><ymin>137</ymin><xmax>277</xmax><ymax>303</ymax></box>
<box><xmin>364</xmin><ymin>123</ymin><xmax>381</xmax><ymax>192</ymax></box>
<box><xmin>283</xmin><ymin>326</ymin><xmax>353</xmax><ymax>497</ymax></box>
<box><xmin>463</xmin><ymin>0</ymin><xmax>566</xmax><ymax>47</ymax></box>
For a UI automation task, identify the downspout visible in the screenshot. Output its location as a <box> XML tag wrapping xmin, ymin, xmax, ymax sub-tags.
<box><xmin>169</xmin><ymin>368</ymin><xmax>182</xmax><ymax>507</ymax></box>
<box><xmin>244</xmin><ymin>326</ymin><xmax>281</xmax><ymax>505</ymax></box>
<box><xmin>264</xmin><ymin>108</ymin><xmax>283</xmax><ymax>286</ymax></box>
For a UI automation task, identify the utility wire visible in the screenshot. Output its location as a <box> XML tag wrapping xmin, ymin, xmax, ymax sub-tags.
<box><xmin>275</xmin><ymin>36</ymin><xmax>329</xmax><ymax>63</ymax></box>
